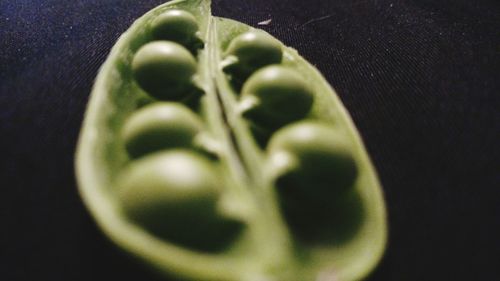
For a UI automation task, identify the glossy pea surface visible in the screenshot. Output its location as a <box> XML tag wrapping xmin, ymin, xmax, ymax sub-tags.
<box><xmin>118</xmin><ymin>150</ymin><xmax>240</xmax><ymax>251</ymax></box>
<box><xmin>151</xmin><ymin>9</ymin><xmax>202</xmax><ymax>49</ymax></box>
<box><xmin>240</xmin><ymin>65</ymin><xmax>314</xmax><ymax>130</ymax></box>
<box><xmin>132</xmin><ymin>41</ymin><xmax>197</xmax><ymax>100</ymax></box>
<box><xmin>76</xmin><ymin>1</ymin><xmax>387</xmax><ymax>280</ymax></box>
<box><xmin>121</xmin><ymin>102</ymin><xmax>203</xmax><ymax>158</ymax></box>
<box><xmin>268</xmin><ymin>121</ymin><xmax>358</xmax><ymax>201</ymax></box>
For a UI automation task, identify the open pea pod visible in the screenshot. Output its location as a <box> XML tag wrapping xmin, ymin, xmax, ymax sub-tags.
<box><xmin>76</xmin><ymin>0</ymin><xmax>387</xmax><ymax>281</ymax></box>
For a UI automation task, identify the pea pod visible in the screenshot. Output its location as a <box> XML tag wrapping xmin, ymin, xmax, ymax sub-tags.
<box><xmin>75</xmin><ymin>1</ymin><xmax>387</xmax><ymax>281</ymax></box>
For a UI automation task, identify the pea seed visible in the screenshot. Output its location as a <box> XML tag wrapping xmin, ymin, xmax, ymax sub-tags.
<box><xmin>76</xmin><ymin>2</ymin><xmax>387</xmax><ymax>280</ymax></box>
<box><xmin>121</xmin><ymin>102</ymin><xmax>203</xmax><ymax>158</ymax></box>
<box><xmin>268</xmin><ymin>121</ymin><xmax>358</xmax><ymax>201</ymax></box>
<box><xmin>222</xmin><ymin>30</ymin><xmax>282</xmax><ymax>82</ymax></box>
<box><xmin>150</xmin><ymin>9</ymin><xmax>203</xmax><ymax>50</ymax></box>
<box><xmin>132</xmin><ymin>41</ymin><xmax>197</xmax><ymax>100</ymax></box>
<box><xmin>118</xmin><ymin>150</ymin><xmax>241</xmax><ymax>251</ymax></box>
<box><xmin>239</xmin><ymin>65</ymin><xmax>314</xmax><ymax>130</ymax></box>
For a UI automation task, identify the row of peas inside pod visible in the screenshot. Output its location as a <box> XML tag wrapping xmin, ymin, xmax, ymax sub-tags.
<box><xmin>118</xmin><ymin>9</ymin><xmax>243</xmax><ymax>252</ymax></box>
<box><xmin>220</xmin><ymin>26</ymin><xmax>359</xmax><ymax>237</ymax></box>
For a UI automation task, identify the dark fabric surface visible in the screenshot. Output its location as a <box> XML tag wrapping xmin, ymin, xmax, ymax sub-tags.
<box><xmin>1</xmin><ymin>0</ymin><xmax>499</xmax><ymax>280</ymax></box>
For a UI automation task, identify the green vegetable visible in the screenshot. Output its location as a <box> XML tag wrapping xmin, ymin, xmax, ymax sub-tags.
<box><xmin>121</xmin><ymin>102</ymin><xmax>203</xmax><ymax>158</ymax></box>
<box><xmin>132</xmin><ymin>41</ymin><xmax>197</xmax><ymax>100</ymax></box>
<box><xmin>118</xmin><ymin>150</ymin><xmax>242</xmax><ymax>251</ymax></box>
<box><xmin>221</xmin><ymin>30</ymin><xmax>283</xmax><ymax>84</ymax></box>
<box><xmin>76</xmin><ymin>0</ymin><xmax>387</xmax><ymax>280</ymax></box>
<box><xmin>268</xmin><ymin>121</ymin><xmax>358</xmax><ymax>199</ymax></box>
<box><xmin>150</xmin><ymin>9</ymin><xmax>204</xmax><ymax>51</ymax></box>
<box><xmin>239</xmin><ymin>65</ymin><xmax>314</xmax><ymax>131</ymax></box>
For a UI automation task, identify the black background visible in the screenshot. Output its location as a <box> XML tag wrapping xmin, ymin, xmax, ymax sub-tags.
<box><xmin>1</xmin><ymin>0</ymin><xmax>499</xmax><ymax>280</ymax></box>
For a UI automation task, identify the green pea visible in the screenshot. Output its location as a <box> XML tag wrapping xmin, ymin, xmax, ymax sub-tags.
<box><xmin>118</xmin><ymin>150</ymin><xmax>241</xmax><ymax>251</ymax></box>
<box><xmin>150</xmin><ymin>9</ymin><xmax>203</xmax><ymax>50</ymax></box>
<box><xmin>132</xmin><ymin>41</ymin><xmax>197</xmax><ymax>100</ymax></box>
<box><xmin>239</xmin><ymin>65</ymin><xmax>314</xmax><ymax>130</ymax></box>
<box><xmin>222</xmin><ymin>30</ymin><xmax>282</xmax><ymax>82</ymax></box>
<box><xmin>76</xmin><ymin>2</ymin><xmax>387</xmax><ymax>280</ymax></box>
<box><xmin>268</xmin><ymin>121</ymin><xmax>358</xmax><ymax>201</ymax></box>
<box><xmin>121</xmin><ymin>102</ymin><xmax>203</xmax><ymax>158</ymax></box>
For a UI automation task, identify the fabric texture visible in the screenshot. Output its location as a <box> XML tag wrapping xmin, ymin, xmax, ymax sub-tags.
<box><xmin>1</xmin><ymin>0</ymin><xmax>499</xmax><ymax>280</ymax></box>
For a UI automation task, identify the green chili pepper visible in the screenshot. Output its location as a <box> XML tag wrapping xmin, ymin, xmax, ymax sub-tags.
<box><xmin>76</xmin><ymin>1</ymin><xmax>387</xmax><ymax>280</ymax></box>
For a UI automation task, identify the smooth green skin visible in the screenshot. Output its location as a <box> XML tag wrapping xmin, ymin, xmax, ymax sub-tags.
<box><xmin>151</xmin><ymin>9</ymin><xmax>204</xmax><ymax>50</ymax></box>
<box><xmin>222</xmin><ymin>30</ymin><xmax>282</xmax><ymax>82</ymax></box>
<box><xmin>239</xmin><ymin>65</ymin><xmax>314</xmax><ymax>130</ymax></box>
<box><xmin>76</xmin><ymin>1</ymin><xmax>387</xmax><ymax>280</ymax></box>
<box><xmin>122</xmin><ymin>102</ymin><xmax>203</xmax><ymax>158</ymax></box>
<box><xmin>132</xmin><ymin>41</ymin><xmax>197</xmax><ymax>100</ymax></box>
<box><xmin>118</xmin><ymin>150</ymin><xmax>240</xmax><ymax>251</ymax></box>
<box><xmin>267</xmin><ymin>121</ymin><xmax>357</xmax><ymax>202</ymax></box>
